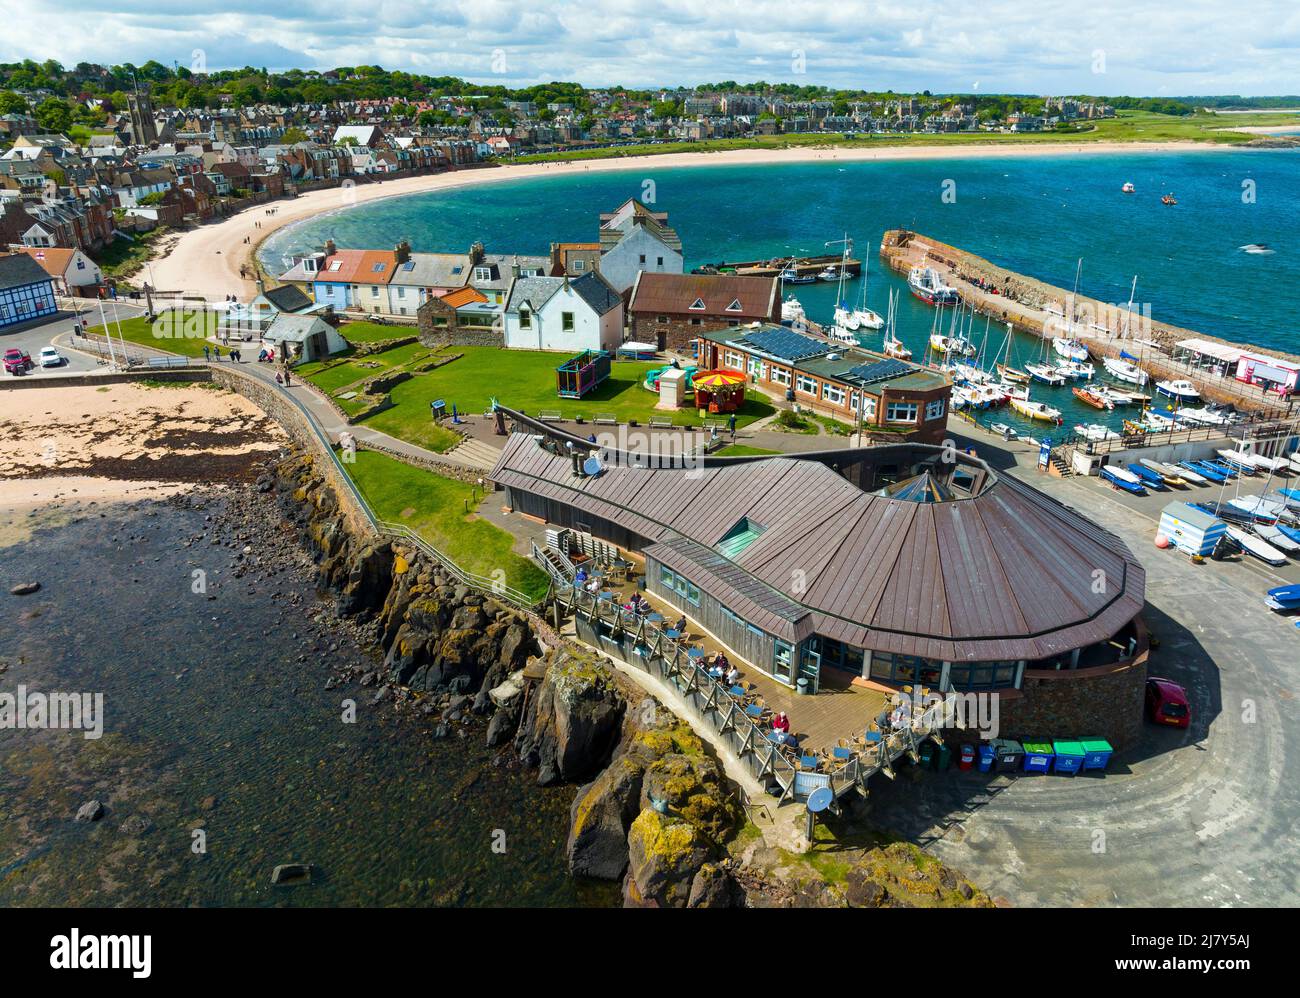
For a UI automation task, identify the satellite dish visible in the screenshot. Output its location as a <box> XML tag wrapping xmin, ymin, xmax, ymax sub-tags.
<box><xmin>582</xmin><ymin>456</ymin><xmax>604</xmax><ymax>477</ymax></box>
<box><xmin>807</xmin><ymin>786</ymin><xmax>833</xmax><ymax>813</ymax></box>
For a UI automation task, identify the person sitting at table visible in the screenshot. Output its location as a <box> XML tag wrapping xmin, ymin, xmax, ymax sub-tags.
<box><xmin>772</xmin><ymin>711</ymin><xmax>790</xmax><ymax>734</ymax></box>
<box><xmin>713</xmin><ymin>651</ymin><xmax>729</xmax><ymax>671</ymax></box>
<box><xmin>584</xmin><ymin>576</ymin><xmax>601</xmax><ymax>595</ymax></box>
<box><xmin>725</xmin><ymin>664</ymin><xmax>741</xmax><ymax>685</ymax></box>
<box><xmin>672</xmin><ymin>614</ymin><xmax>687</xmax><ymax>634</ymax></box>
<box><xmin>574</xmin><ymin>566</ymin><xmax>588</xmax><ymax>586</ymax></box>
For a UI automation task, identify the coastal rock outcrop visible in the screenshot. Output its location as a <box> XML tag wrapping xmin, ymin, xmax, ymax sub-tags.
<box><xmin>515</xmin><ymin>648</ymin><xmax>625</xmax><ymax>786</ymax></box>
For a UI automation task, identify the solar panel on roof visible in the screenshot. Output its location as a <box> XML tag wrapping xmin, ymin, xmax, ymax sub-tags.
<box><xmin>844</xmin><ymin>358</ymin><xmax>913</xmax><ymax>385</ymax></box>
<box><xmin>735</xmin><ymin>327</ymin><xmax>828</xmax><ymax>362</ymax></box>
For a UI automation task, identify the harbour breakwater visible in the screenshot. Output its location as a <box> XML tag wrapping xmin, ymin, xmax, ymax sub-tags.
<box><xmin>879</xmin><ymin>229</ymin><xmax>1296</xmax><ymax>413</ymax></box>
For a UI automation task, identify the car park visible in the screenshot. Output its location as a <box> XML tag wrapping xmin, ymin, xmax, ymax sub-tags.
<box><xmin>3</xmin><ymin>347</ymin><xmax>34</xmax><ymax>374</ymax></box>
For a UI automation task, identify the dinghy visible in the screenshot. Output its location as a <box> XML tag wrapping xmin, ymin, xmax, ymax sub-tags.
<box><xmin>1100</xmin><ymin>465</ymin><xmax>1147</xmax><ymax>494</ymax></box>
<box><xmin>1141</xmin><ymin>459</ymin><xmax>1191</xmax><ymax>486</ymax></box>
<box><xmin>1182</xmin><ymin>461</ymin><xmax>1228</xmax><ymax>483</ymax></box>
<box><xmin>1254</xmin><ymin>524</ymin><xmax>1300</xmax><ymax>553</ymax></box>
<box><xmin>1265</xmin><ymin>583</ymin><xmax>1300</xmax><ymax>611</ymax></box>
<box><xmin>1127</xmin><ymin>464</ymin><xmax>1168</xmax><ymax>489</ymax></box>
<box><xmin>1225</xmin><ymin>525</ymin><xmax>1288</xmax><ymax>565</ymax></box>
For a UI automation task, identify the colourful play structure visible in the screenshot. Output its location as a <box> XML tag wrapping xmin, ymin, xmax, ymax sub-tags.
<box><xmin>643</xmin><ymin>364</ymin><xmax>697</xmax><ymax>394</ymax></box>
<box><xmin>691</xmin><ymin>369</ymin><xmax>747</xmax><ymax>413</ymax></box>
<box><xmin>556</xmin><ymin>350</ymin><xmax>612</xmax><ymax>399</ymax></box>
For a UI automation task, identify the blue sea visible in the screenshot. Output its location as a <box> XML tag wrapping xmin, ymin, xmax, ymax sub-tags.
<box><xmin>262</xmin><ymin>149</ymin><xmax>1300</xmax><ymax>434</ymax></box>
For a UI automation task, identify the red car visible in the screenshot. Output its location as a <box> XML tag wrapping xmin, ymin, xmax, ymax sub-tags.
<box><xmin>1146</xmin><ymin>677</ymin><xmax>1191</xmax><ymax>728</ymax></box>
<box><xmin>3</xmin><ymin>347</ymin><xmax>33</xmax><ymax>375</ymax></box>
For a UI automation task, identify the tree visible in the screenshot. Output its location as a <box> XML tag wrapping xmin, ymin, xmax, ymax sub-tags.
<box><xmin>34</xmin><ymin>97</ymin><xmax>73</xmax><ymax>134</ymax></box>
<box><xmin>281</xmin><ymin>126</ymin><xmax>309</xmax><ymax>144</ymax></box>
<box><xmin>0</xmin><ymin>90</ymin><xmax>26</xmax><ymax>114</ymax></box>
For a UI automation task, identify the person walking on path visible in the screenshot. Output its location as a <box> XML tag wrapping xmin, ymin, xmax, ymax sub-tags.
<box><xmin>728</xmin><ymin>412</ymin><xmax>737</xmax><ymax>439</ymax></box>
<box><xmin>203</xmin><ymin>345</ymin><xmax>210</xmax><ymax>361</ymax></box>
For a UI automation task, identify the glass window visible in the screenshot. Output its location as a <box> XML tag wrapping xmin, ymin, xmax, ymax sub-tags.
<box><xmin>796</xmin><ymin>374</ymin><xmax>818</xmax><ymax>395</ymax></box>
<box><xmin>886</xmin><ymin>402</ymin><xmax>918</xmax><ymax>423</ymax></box>
<box><xmin>562</xmin><ymin>311</ymin><xmax>574</xmax><ymax>331</ymax></box>
<box><xmin>519</xmin><ymin>309</ymin><xmax>531</xmax><ymax>329</ymax></box>
<box><xmin>659</xmin><ymin>565</ymin><xmax>674</xmax><ymax>588</ymax></box>
<box><xmin>823</xmin><ymin>383</ymin><xmax>845</xmax><ymax>405</ymax></box>
<box><xmin>925</xmin><ymin>398</ymin><xmax>946</xmax><ymax>420</ymax></box>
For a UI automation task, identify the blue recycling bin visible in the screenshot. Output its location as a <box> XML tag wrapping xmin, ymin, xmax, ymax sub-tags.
<box><xmin>1080</xmin><ymin>739</ymin><xmax>1114</xmax><ymax>771</ymax></box>
<box><xmin>978</xmin><ymin>744</ymin><xmax>996</xmax><ymax>773</ymax></box>
<box><xmin>1022</xmin><ymin>742</ymin><xmax>1054</xmax><ymax>774</ymax></box>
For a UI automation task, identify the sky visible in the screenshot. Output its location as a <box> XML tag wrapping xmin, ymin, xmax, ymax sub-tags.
<box><xmin>2</xmin><ymin>0</ymin><xmax>1299</xmax><ymax>97</ymax></box>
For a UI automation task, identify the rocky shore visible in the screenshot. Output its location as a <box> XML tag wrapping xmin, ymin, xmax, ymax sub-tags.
<box><xmin>266</xmin><ymin>448</ymin><xmax>994</xmax><ymax>908</ymax></box>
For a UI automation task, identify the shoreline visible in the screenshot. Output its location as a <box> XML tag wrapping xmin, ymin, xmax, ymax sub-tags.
<box><xmin>147</xmin><ymin>139</ymin><xmax>1257</xmax><ymax>302</ymax></box>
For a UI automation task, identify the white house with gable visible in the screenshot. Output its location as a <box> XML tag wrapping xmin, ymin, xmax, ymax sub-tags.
<box><xmin>503</xmin><ymin>272</ymin><xmax>624</xmax><ymax>352</ymax></box>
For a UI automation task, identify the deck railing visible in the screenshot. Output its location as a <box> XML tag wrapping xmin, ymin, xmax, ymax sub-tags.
<box><xmin>375</xmin><ymin>519</ymin><xmax>542</xmax><ymax>612</ymax></box>
<box><xmin>552</xmin><ymin>585</ymin><xmax>799</xmax><ymax>801</ymax></box>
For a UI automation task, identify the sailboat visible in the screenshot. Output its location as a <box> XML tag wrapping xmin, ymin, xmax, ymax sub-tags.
<box><xmin>849</xmin><ymin>254</ymin><xmax>884</xmax><ymax>329</ymax></box>
<box><xmin>828</xmin><ymin>234</ymin><xmax>862</xmax><ymax>345</ymax></box>
<box><xmin>881</xmin><ymin>290</ymin><xmax>912</xmax><ymax>360</ymax></box>
<box><xmin>1009</xmin><ymin>392</ymin><xmax>1063</xmax><ymax>423</ymax></box>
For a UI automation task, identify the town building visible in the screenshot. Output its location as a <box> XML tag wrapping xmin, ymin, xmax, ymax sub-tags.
<box><xmin>10</xmin><ymin>245</ymin><xmax>102</xmax><ymax>296</ymax></box>
<box><xmin>597</xmin><ymin>198</ymin><xmax>683</xmax><ymax>294</ymax></box>
<box><xmin>627</xmin><ymin>272</ymin><xmax>779</xmax><ymax>351</ymax></box>
<box><xmin>696</xmin><ymin>324</ymin><xmax>950</xmax><ymax>442</ymax></box>
<box><xmin>502</xmin><ymin>271</ymin><xmax>624</xmax><ymax>352</ymax></box>
<box><xmin>0</xmin><ymin>251</ymin><xmax>58</xmax><ymax>329</ymax></box>
<box><xmin>488</xmin><ymin>415</ymin><xmax>1150</xmax><ymax>748</ymax></box>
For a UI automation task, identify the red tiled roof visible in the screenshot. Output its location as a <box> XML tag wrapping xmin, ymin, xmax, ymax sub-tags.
<box><xmin>628</xmin><ymin>272</ymin><xmax>778</xmax><ymax>320</ymax></box>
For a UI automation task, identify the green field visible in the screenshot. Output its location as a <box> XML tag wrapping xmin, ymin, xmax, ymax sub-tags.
<box><xmin>339</xmin><ymin>321</ymin><xmax>414</xmax><ymax>344</ymax></box>
<box><xmin>362</xmin><ymin>346</ymin><xmax>775</xmax><ymax>450</ymax></box>
<box><xmin>715</xmin><ymin>444</ymin><xmax>780</xmax><ymax>457</ymax></box>
<box><xmin>510</xmin><ymin>110</ymin><xmax>1300</xmax><ymax>164</ymax></box>
<box><xmin>303</xmin><ymin>341</ymin><xmax>433</xmax><ymax>394</ymax></box>
<box><xmin>341</xmin><ymin>449</ymin><xmax>548</xmax><ymax>601</ymax></box>
<box><xmin>87</xmin><ymin>315</ymin><xmax>211</xmax><ymax>357</ymax></box>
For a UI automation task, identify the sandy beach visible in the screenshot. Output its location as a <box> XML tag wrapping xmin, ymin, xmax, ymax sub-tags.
<box><xmin>146</xmin><ymin>139</ymin><xmax>1241</xmax><ymax>302</ymax></box>
<box><xmin>0</xmin><ymin>381</ymin><xmax>285</xmax><ymax>510</ymax></box>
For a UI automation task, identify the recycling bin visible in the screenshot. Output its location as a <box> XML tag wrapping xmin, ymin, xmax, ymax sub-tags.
<box><xmin>994</xmin><ymin>739</ymin><xmax>1024</xmax><ymax>773</ymax></box>
<box><xmin>936</xmin><ymin>743</ymin><xmax>952</xmax><ymax>771</ymax></box>
<box><xmin>977</xmin><ymin>744</ymin><xmax>996</xmax><ymax>773</ymax></box>
<box><xmin>1080</xmin><ymin>738</ymin><xmax>1114</xmax><ymax>771</ymax></box>
<box><xmin>919</xmin><ymin>740</ymin><xmax>936</xmax><ymax>769</ymax></box>
<box><xmin>1052</xmin><ymin>741</ymin><xmax>1086</xmax><ymax>775</ymax></box>
<box><xmin>959</xmin><ymin>745</ymin><xmax>976</xmax><ymax>771</ymax></box>
<box><xmin>1022</xmin><ymin>742</ymin><xmax>1054</xmax><ymax>774</ymax></box>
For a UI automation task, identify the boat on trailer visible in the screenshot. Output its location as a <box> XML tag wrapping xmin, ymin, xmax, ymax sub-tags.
<box><xmin>1265</xmin><ymin>583</ymin><xmax>1300</xmax><ymax>611</ymax></box>
<box><xmin>1128</xmin><ymin>464</ymin><xmax>1169</xmax><ymax>489</ymax></box>
<box><xmin>1225</xmin><ymin>525</ymin><xmax>1288</xmax><ymax>565</ymax></box>
<box><xmin>1101</xmin><ymin>464</ymin><xmax>1147</xmax><ymax>494</ymax></box>
<box><xmin>1141</xmin><ymin>459</ymin><xmax>1192</xmax><ymax>486</ymax></box>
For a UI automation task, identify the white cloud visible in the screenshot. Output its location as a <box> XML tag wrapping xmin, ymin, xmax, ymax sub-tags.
<box><xmin>0</xmin><ymin>0</ymin><xmax>1296</xmax><ymax>95</ymax></box>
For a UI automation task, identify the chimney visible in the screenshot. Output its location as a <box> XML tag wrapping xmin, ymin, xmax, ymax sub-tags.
<box><xmin>324</xmin><ymin>238</ymin><xmax>337</xmax><ymax>257</ymax></box>
<box><xmin>395</xmin><ymin>240</ymin><xmax>410</xmax><ymax>264</ymax></box>
<box><xmin>256</xmin><ymin>277</ymin><xmax>266</xmax><ymax>296</ymax></box>
<box><xmin>469</xmin><ymin>240</ymin><xmax>484</xmax><ymax>264</ymax></box>
<box><xmin>511</xmin><ymin>262</ymin><xmax>520</xmax><ymax>280</ymax></box>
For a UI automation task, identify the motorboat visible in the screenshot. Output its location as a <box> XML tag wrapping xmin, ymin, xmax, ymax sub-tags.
<box><xmin>1073</xmin><ymin>387</ymin><xmax>1114</xmax><ymax>410</ymax></box>
<box><xmin>1075</xmin><ymin>423</ymin><xmax>1122</xmax><ymax>442</ymax></box>
<box><xmin>1226</xmin><ymin>525</ymin><xmax>1287</xmax><ymax>565</ymax></box>
<box><xmin>1122</xmin><ymin>182</ymin><xmax>1136</xmax><ymax>194</ymax></box>
<box><xmin>779</xmin><ymin>268</ymin><xmax>816</xmax><ymax>285</ymax></box>
<box><xmin>818</xmin><ymin>266</ymin><xmax>842</xmax><ymax>282</ymax></box>
<box><xmin>1056</xmin><ymin>360</ymin><xmax>1095</xmax><ymax>380</ymax></box>
<box><xmin>1009</xmin><ymin>396</ymin><xmax>1063</xmax><ymax>423</ymax></box>
<box><xmin>1162</xmin><ymin>193</ymin><xmax>1178</xmax><ymax>205</ymax></box>
<box><xmin>1156</xmin><ymin>379</ymin><xmax>1200</xmax><ymax>402</ymax></box>
<box><xmin>1100</xmin><ymin>465</ymin><xmax>1146</xmax><ymax>494</ymax></box>
<box><xmin>1102</xmin><ymin>356</ymin><xmax>1149</xmax><ymax>385</ymax></box>
<box><xmin>1093</xmin><ymin>385</ymin><xmax>1138</xmax><ymax>407</ymax></box>
<box><xmin>1052</xmin><ymin>337</ymin><xmax>1090</xmax><ymax>362</ymax></box>
<box><xmin>1177</xmin><ymin>406</ymin><xmax>1233</xmax><ymax>426</ymax></box>
<box><xmin>780</xmin><ymin>296</ymin><xmax>805</xmax><ymax>323</ymax></box>
<box><xmin>827</xmin><ymin>323</ymin><xmax>859</xmax><ymax>347</ymax></box>
<box><xmin>989</xmin><ymin>422</ymin><xmax>1018</xmax><ymax>439</ymax></box>
<box><xmin>908</xmin><ymin>265</ymin><xmax>960</xmax><ymax>306</ymax></box>
<box><xmin>1026</xmin><ymin>363</ymin><xmax>1066</xmax><ymax>386</ymax></box>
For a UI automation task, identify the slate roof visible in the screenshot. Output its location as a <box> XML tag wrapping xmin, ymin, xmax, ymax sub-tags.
<box><xmin>569</xmin><ymin>271</ymin><xmax>623</xmax><ymax>316</ymax></box>
<box><xmin>261</xmin><ymin>284</ymin><xmax>313</xmax><ymax>313</ymax></box>
<box><xmin>389</xmin><ymin>252</ymin><xmax>472</xmax><ymax>289</ymax></box>
<box><xmin>0</xmin><ymin>252</ymin><xmax>55</xmax><ymax>291</ymax></box>
<box><xmin>628</xmin><ymin>272</ymin><xmax>778</xmax><ymax>319</ymax></box>
<box><xmin>489</xmin><ymin>422</ymin><xmax>1145</xmax><ymax>662</ymax></box>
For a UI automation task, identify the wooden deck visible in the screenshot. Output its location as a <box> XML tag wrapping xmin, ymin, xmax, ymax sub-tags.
<box><xmin>602</xmin><ymin>568</ymin><xmax>888</xmax><ymax>754</ymax></box>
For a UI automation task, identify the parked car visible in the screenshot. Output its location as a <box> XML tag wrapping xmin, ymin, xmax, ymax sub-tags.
<box><xmin>3</xmin><ymin>347</ymin><xmax>33</xmax><ymax>375</ymax></box>
<box><xmin>39</xmin><ymin>346</ymin><xmax>66</xmax><ymax>368</ymax></box>
<box><xmin>1145</xmin><ymin>677</ymin><xmax>1191</xmax><ymax>728</ymax></box>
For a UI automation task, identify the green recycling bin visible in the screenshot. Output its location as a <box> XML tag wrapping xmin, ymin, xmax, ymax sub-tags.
<box><xmin>936</xmin><ymin>743</ymin><xmax>952</xmax><ymax>771</ymax></box>
<box><xmin>1080</xmin><ymin>739</ymin><xmax>1114</xmax><ymax>771</ymax></box>
<box><xmin>919</xmin><ymin>740</ymin><xmax>936</xmax><ymax>769</ymax></box>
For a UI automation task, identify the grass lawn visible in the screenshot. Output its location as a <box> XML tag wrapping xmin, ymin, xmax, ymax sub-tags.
<box><xmin>511</xmin><ymin>110</ymin><xmax>1300</xmax><ymax>165</ymax></box>
<box><xmin>364</xmin><ymin>346</ymin><xmax>775</xmax><ymax>447</ymax></box>
<box><xmin>88</xmin><ymin>316</ymin><xmax>211</xmax><ymax>357</ymax></box>
<box><xmin>304</xmin><ymin>341</ymin><xmax>433</xmax><ymax>394</ymax></box>
<box><xmin>342</xmin><ymin>449</ymin><xmax>548</xmax><ymax>601</ymax></box>
<box><xmin>93</xmin><ymin>228</ymin><xmax>170</xmax><ymax>279</ymax></box>
<box><xmin>715</xmin><ymin>444</ymin><xmax>780</xmax><ymax>457</ymax></box>
<box><xmin>339</xmin><ymin>321</ymin><xmax>415</xmax><ymax>344</ymax></box>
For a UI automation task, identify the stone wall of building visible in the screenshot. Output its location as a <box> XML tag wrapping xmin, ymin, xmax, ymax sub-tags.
<box><xmin>630</xmin><ymin>315</ymin><xmax>739</xmax><ymax>353</ymax></box>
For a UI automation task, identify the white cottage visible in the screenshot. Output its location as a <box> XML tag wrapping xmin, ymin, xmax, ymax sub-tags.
<box><xmin>503</xmin><ymin>272</ymin><xmax>624</xmax><ymax>352</ymax></box>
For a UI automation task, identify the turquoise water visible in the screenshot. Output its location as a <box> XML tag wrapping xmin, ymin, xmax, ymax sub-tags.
<box><xmin>262</xmin><ymin>150</ymin><xmax>1300</xmax><ymax>435</ymax></box>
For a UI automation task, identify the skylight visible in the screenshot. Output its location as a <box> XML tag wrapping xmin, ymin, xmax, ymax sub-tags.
<box><xmin>716</xmin><ymin>517</ymin><xmax>766</xmax><ymax>559</ymax></box>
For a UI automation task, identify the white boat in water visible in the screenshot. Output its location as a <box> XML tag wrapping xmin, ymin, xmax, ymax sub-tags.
<box><xmin>1074</xmin><ymin>423</ymin><xmax>1122</xmax><ymax>442</ymax></box>
<box><xmin>781</xmin><ymin>296</ymin><xmax>805</xmax><ymax>322</ymax></box>
<box><xmin>880</xmin><ymin>289</ymin><xmax>911</xmax><ymax>359</ymax></box>
<box><xmin>989</xmin><ymin>422</ymin><xmax>1018</xmax><ymax>439</ymax></box>
<box><xmin>1052</xmin><ymin>337</ymin><xmax>1090</xmax><ymax>362</ymax></box>
<box><xmin>1226</xmin><ymin>525</ymin><xmax>1288</xmax><ymax>565</ymax></box>
<box><xmin>1102</xmin><ymin>356</ymin><xmax>1149</xmax><ymax>385</ymax></box>
<box><xmin>1156</xmin><ymin>379</ymin><xmax>1201</xmax><ymax>402</ymax></box>
<box><xmin>1026</xmin><ymin>362</ymin><xmax>1066</xmax><ymax>386</ymax></box>
<box><xmin>930</xmin><ymin>333</ymin><xmax>976</xmax><ymax>356</ymax></box>
<box><xmin>1056</xmin><ymin>360</ymin><xmax>1095</xmax><ymax>380</ymax></box>
<box><xmin>849</xmin><ymin>254</ymin><xmax>884</xmax><ymax>329</ymax></box>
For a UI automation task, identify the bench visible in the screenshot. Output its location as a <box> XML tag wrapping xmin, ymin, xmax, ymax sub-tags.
<box><xmin>146</xmin><ymin>356</ymin><xmax>190</xmax><ymax>369</ymax></box>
